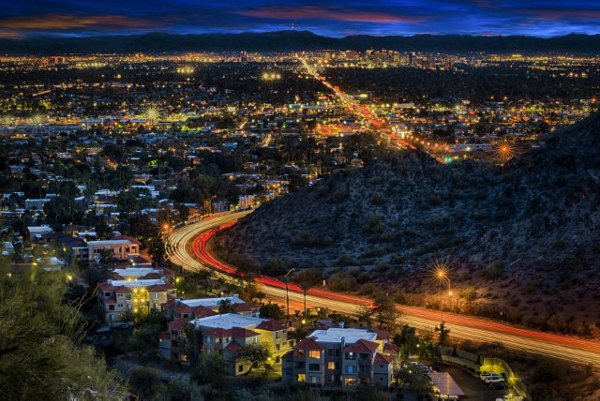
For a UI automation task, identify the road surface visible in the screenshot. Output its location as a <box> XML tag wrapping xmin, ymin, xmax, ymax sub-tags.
<box><xmin>167</xmin><ymin>212</ymin><xmax>600</xmax><ymax>369</ymax></box>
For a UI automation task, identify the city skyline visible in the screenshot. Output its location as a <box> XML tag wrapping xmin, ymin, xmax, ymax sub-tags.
<box><xmin>2</xmin><ymin>0</ymin><xmax>600</xmax><ymax>39</ymax></box>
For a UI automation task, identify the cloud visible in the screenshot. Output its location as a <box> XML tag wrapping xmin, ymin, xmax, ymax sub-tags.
<box><xmin>0</xmin><ymin>14</ymin><xmax>155</xmax><ymax>31</ymax></box>
<box><xmin>518</xmin><ymin>8</ymin><xmax>600</xmax><ymax>21</ymax></box>
<box><xmin>237</xmin><ymin>6</ymin><xmax>429</xmax><ymax>24</ymax></box>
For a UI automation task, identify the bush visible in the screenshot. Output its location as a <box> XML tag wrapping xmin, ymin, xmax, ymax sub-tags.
<box><xmin>327</xmin><ymin>272</ymin><xmax>357</xmax><ymax>292</ymax></box>
<box><xmin>481</xmin><ymin>260</ymin><xmax>504</xmax><ymax>280</ymax></box>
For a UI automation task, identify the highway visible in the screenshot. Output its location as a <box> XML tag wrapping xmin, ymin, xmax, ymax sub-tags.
<box><xmin>298</xmin><ymin>57</ymin><xmax>451</xmax><ymax>162</ymax></box>
<box><xmin>167</xmin><ymin>212</ymin><xmax>600</xmax><ymax>369</ymax></box>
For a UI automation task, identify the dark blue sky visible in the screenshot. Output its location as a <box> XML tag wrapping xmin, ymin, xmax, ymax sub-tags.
<box><xmin>1</xmin><ymin>0</ymin><xmax>600</xmax><ymax>39</ymax></box>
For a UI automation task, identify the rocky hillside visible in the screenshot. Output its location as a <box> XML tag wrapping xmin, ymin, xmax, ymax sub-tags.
<box><xmin>216</xmin><ymin>114</ymin><xmax>600</xmax><ymax>335</ymax></box>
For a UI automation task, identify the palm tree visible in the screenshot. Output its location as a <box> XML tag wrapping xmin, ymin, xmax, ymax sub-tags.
<box><xmin>295</xmin><ymin>268</ymin><xmax>322</xmax><ymax>319</ymax></box>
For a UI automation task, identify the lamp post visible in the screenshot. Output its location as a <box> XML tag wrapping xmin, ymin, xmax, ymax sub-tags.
<box><xmin>284</xmin><ymin>268</ymin><xmax>295</xmax><ymax>325</ymax></box>
<box><xmin>434</xmin><ymin>266</ymin><xmax>452</xmax><ymax>322</ymax></box>
<box><xmin>208</xmin><ymin>195</ymin><xmax>217</xmax><ymax>216</ymax></box>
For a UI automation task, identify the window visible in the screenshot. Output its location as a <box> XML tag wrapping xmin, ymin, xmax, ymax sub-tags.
<box><xmin>238</xmin><ymin>364</ymin><xmax>244</xmax><ymax>373</ymax></box>
<box><xmin>327</xmin><ymin>349</ymin><xmax>335</xmax><ymax>357</ymax></box>
<box><xmin>308</xmin><ymin>364</ymin><xmax>320</xmax><ymax>372</ymax></box>
<box><xmin>344</xmin><ymin>378</ymin><xmax>356</xmax><ymax>386</ymax></box>
<box><xmin>276</xmin><ymin>344</ymin><xmax>280</xmax><ymax>351</ymax></box>
<box><xmin>275</xmin><ymin>356</ymin><xmax>280</xmax><ymax>363</ymax></box>
<box><xmin>327</xmin><ymin>362</ymin><xmax>336</xmax><ymax>370</ymax></box>
<box><xmin>360</xmin><ymin>353</ymin><xmax>369</xmax><ymax>359</ymax></box>
<box><xmin>345</xmin><ymin>352</ymin><xmax>355</xmax><ymax>360</ymax></box>
<box><xmin>108</xmin><ymin>305</ymin><xmax>115</xmax><ymax>311</ymax></box>
<box><xmin>310</xmin><ymin>376</ymin><xmax>319</xmax><ymax>384</ymax></box>
<box><xmin>297</xmin><ymin>350</ymin><xmax>305</xmax><ymax>357</ymax></box>
<box><xmin>297</xmin><ymin>374</ymin><xmax>306</xmax><ymax>383</ymax></box>
<box><xmin>346</xmin><ymin>365</ymin><xmax>355</xmax><ymax>374</ymax></box>
<box><xmin>125</xmin><ymin>295</ymin><xmax>131</xmax><ymax>300</ymax></box>
<box><xmin>308</xmin><ymin>350</ymin><xmax>321</xmax><ymax>359</ymax></box>
<box><xmin>104</xmin><ymin>292</ymin><xmax>111</xmax><ymax>297</ymax></box>
<box><xmin>151</xmin><ymin>293</ymin><xmax>159</xmax><ymax>300</ymax></box>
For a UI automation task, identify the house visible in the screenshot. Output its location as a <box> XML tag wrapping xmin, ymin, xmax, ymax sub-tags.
<box><xmin>86</xmin><ymin>239</ymin><xmax>140</xmax><ymax>261</ymax></box>
<box><xmin>27</xmin><ymin>225</ymin><xmax>53</xmax><ymax>242</ymax></box>
<box><xmin>282</xmin><ymin>327</ymin><xmax>398</xmax><ymax>388</ymax></box>
<box><xmin>160</xmin><ymin>313</ymin><xmax>293</xmax><ymax>375</ymax></box>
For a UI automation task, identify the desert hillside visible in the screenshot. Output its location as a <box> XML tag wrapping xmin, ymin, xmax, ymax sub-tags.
<box><xmin>215</xmin><ymin>113</ymin><xmax>600</xmax><ymax>336</ymax></box>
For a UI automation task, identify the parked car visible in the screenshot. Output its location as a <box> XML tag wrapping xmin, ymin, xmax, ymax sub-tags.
<box><xmin>484</xmin><ymin>374</ymin><xmax>505</xmax><ymax>384</ymax></box>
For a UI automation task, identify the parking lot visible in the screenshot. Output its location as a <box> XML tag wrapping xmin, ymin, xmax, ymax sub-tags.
<box><xmin>437</xmin><ymin>365</ymin><xmax>508</xmax><ymax>401</ymax></box>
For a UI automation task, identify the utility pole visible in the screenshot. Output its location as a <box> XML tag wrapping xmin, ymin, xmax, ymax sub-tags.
<box><xmin>284</xmin><ymin>268</ymin><xmax>295</xmax><ymax>326</ymax></box>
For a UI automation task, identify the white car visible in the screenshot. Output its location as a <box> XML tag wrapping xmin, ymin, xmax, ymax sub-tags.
<box><xmin>484</xmin><ymin>374</ymin><xmax>505</xmax><ymax>384</ymax></box>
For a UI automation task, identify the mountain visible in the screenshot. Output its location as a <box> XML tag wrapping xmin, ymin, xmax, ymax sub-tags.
<box><xmin>1</xmin><ymin>31</ymin><xmax>600</xmax><ymax>54</ymax></box>
<box><xmin>217</xmin><ymin>114</ymin><xmax>600</xmax><ymax>336</ymax></box>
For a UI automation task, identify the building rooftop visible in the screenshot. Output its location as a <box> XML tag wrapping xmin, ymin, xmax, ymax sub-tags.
<box><xmin>108</xmin><ymin>278</ymin><xmax>166</xmax><ymax>288</ymax></box>
<box><xmin>113</xmin><ymin>267</ymin><xmax>162</xmax><ymax>277</ymax></box>
<box><xmin>179</xmin><ymin>295</ymin><xmax>246</xmax><ymax>308</ymax></box>
<box><xmin>308</xmin><ymin>328</ymin><xmax>378</xmax><ymax>345</ymax></box>
<box><xmin>87</xmin><ymin>240</ymin><xmax>133</xmax><ymax>246</ymax></box>
<box><xmin>428</xmin><ymin>372</ymin><xmax>465</xmax><ymax>397</ymax></box>
<box><xmin>191</xmin><ymin>313</ymin><xmax>266</xmax><ymax>330</ymax></box>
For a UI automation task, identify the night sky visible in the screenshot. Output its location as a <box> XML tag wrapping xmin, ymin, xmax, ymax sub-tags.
<box><xmin>1</xmin><ymin>0</ymin><xmax>599</xmax><ymax>39</ymax></box>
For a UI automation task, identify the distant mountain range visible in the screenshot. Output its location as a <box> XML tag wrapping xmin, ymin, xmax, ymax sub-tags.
<box><xmin>1</xmin><ymin>31</ymin><xmax>600</xmax><ymax>54</ymax></box>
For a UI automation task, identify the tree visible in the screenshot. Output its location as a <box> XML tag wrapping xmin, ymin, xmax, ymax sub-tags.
<box><xmin>151</xmin><ymin>379</ymin><xmax>205</xmax><ymax>401</ymax></box>
<box><xmin>43</xmin><ymin>196</ymin><xmax>85</xmax><ymax>230</ymax></box>
<box><xmin>356</xmin><ymin>305</ymin><xmax>373</xmax><ymax>327</ymax></box>
<box><xmin>372</xmin><ymin>291</ymin><xmax>399</xmax><ymax>331</ymax></box>
<box><xmin>435</xmin><ymin>321</ymin><xmax>451</xmax><ymax>346</ymax></box>
<box><xmin>295</xmin><ymin>268</ymin><xmax>322</xmax><ymax>318</ymax></box>
<box><xmin>259</xmin><ymin>302</ymin><xmax>284</xmax><ymax>320</ymax></box>
<box><xmin>218</xmin><ymin>299</ymin><xmax>234</xmax><ymax>314</ymax></box>
<box><xmin>0</xmin><ymin>259</ymin><xmax>125</xmax><ymax>400</ymax></box>
<box><xmin>394</xmin><ymin>324</ymin><xmax>419</xmax><ymax>361</ymax></box>
<box><xmin>129</xmin><ymin>366</ymin><xmax>162</xmax><ymax>400</ymax></box>
<box><xmin>191</xmin><ymin>352</ymin><xmax>227</xmax><ymax>389</ymax></box>
<box><xmin>236</xmin><ymin>343</ymin><xmax>270</xmax><ymax>375</ymax></box>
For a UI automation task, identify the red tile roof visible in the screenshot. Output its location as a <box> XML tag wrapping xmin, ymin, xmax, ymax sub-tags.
<box><xmin>169</xmin><ymin>318</ymin><xmax>189</xmax><ymax>332</ymax></box>
<box><xmin>204</xmin><ymin>328</ymin><xmax>231</xmax><ymax>337</ymax></box>
<box><xmin>344</xmin><ymin>339</ymin><xmax>379</xmax><ymax>354</ymax></box>
<box><xmin>256</xmin><ymin>320</ymin><xmax>286</xmax><ymax>332</ymax></box>
<box><xmin>383</xmin><ymin>342</ymin><xmax>400</xmax><ymax>355</ymax></box>
<box><xmin>370</xmin><ymin>328</ymin><xmax>390</xmax><ymax>341</ymax></box>
<box><xmin>147</xmin><ymin>284</ymin><xmax>175</xmax><ymax>292</ymax></box>
<box><xmin>231</xmin><ymin>327</ymin><xmax>260</xmax><ymax>338</ymax></box>
<box><xmin>223</xmin><ymin>341</ymin><xmax>242</xmax><ymax>353</ymax></box>
<box><xmin>98</xmin><ymin>282</ymin><xmax>116</xmax><ymax>292</ymax></box>
<box><xmin>232</xmin><ymin>302</ymin><xmax>255</xmax><ymax>312</ymax></box>
<box><xmin>374</xmin><ymin>353</ymin><xmax>394</xmax><ymax>365</ymax></box>
<box><xmin>295</xmin><ymin>337</ymin><xmax>325</xmax><ymax>352</ymax></box>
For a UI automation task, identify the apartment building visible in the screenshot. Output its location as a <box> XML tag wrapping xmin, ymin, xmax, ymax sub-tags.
<box><xmin>160</xmin><ymin>313</ymin><xmax>293</xmax><ymax>376</ymax></box>
<box><xmin>282</xmin><ymin>327</ymin><xmax>399</xmax><ymax>388</ymax></box>
<box><xmin>97</xmin><ymin>278</ymin><xmax>176</xmax><ymax>324</ymax></box>
<box><xmin>162</xmin><ymin>295</ymin><xmax>258</xmax><ymax>321</ymax></box>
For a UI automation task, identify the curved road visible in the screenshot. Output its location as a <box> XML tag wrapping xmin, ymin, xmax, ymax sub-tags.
<box><xmin>167</xmin><ymin>212</ymin><xmax>600</xmax><ymax>369</ymax></box>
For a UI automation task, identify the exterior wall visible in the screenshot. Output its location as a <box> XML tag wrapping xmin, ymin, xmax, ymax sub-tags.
<box><xmin>88</xmin><ymin>242</ymin><xmax>139</xmax><ymax>261</ymax></box>
<box><xmin>373</xmin><ymin>363</ymin><xmax>392</xmax><ymax>387</ymax></box>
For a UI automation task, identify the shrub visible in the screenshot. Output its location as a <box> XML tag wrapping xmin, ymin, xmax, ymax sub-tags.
<box><xmin>327</xmin><ymin>272</ymin><xmax>357</xmax><ymax>292</ymax></box>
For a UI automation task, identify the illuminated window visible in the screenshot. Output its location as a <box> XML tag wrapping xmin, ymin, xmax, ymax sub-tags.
<box><xmin>308</xmin><ymin>350</ymin><xmax>321</xmax><ymax>359</ymax></box>
<box><xmin>328</xmin><ymin>362</ymin><xmax>336</xmax><ymax>370</ymax></box>
<box><xmin>297</xmin><ymin>374</ymin><xmax>306</xmax><ymax>383</ymax></box>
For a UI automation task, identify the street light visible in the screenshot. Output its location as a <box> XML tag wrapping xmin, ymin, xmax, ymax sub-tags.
<box><xmin>433</xmin><ymin>264</ymin><xmax>452</xmax><ymax>321</ymax></box>
<box><xmin>284</xmin><ymin>268</ymin><xmax>295</xmax><ymax>325</ymax></box>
